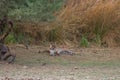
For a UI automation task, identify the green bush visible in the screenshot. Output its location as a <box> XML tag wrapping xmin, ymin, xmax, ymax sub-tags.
<box><xmin>5</xmin><ymin>33</ymin><xmax>16</xmax><ymax>44</ymax></box>
<box><xmin>80</xmin><ymin>36</ymin><xmax>89</xmax><ymax>47</ymax></box>
<box><xmin>9</xmin><ymin>0</ymin><xmax>63</xmax><ymax>22</ymax></box>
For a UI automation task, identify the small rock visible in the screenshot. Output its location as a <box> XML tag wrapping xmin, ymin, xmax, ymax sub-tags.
<box><xmin>69</xmin><ymin>72</ymin><xmax>74</xmax><ymax>75</ymax></box>
<box><xmin>38</xmin><ymin>50</ymin><xmax>41</xmax><ymax>53</ymax></box>
<box><xmin>23</xmin><ymin>65</ymin><xmax>28</xmax><ymax>69</ymax></box>
<box><xmin>42</xmin><ymin>63</ymin><xmax>47</xmax><ymax>66</ymax></box>
<box><xmin>28</xmin><ymin>78</ymin><xmax>33</xmax><ymax>80</ymax></box>
<box><xmin>74</xmin><ymin>67</ymin><xmax>78</xmax><ymax>69</ymax></box>
<box><xmin>4</xmin><ymin>77</ymin><xmax>10</xmax><ymax>80</ymax></box>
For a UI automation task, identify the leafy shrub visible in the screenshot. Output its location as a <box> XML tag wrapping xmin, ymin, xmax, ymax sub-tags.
<box><xmin>9</xmin><ymin>0</ymin><xmax>63</xmax><ymax>22</ymax></box>
<box><xmin>80</xmin><ymin>36</ymin><xmax>89</xmax><ymax>47</ymax></box>
<box><xmin>5</xmin><ymin>33</ymin><xmax>16</xmax><ymax>44</ymax></box>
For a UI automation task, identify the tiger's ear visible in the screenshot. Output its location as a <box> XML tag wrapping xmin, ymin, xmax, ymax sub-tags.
<box><xmin>49</xmin><ymin>44</ymin><xmax>52</xmax><ymax>48</ymax></box>
<box><xmin>50</xmin><ymin>42</ymin><xmax>54</xmax><ymax>47</ymax></box>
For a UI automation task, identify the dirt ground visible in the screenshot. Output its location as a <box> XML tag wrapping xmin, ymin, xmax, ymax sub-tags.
<box><xmin>0</xmin><ymin>44</ymin><xmax>120</xmax><ymax>80</ymax></box>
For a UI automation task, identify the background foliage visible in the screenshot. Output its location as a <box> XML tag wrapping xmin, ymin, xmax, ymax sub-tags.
<box><xmin>0</xmin><ymin>0</ymin><xmax>120</xmax><ymax>47</ymax></box>
<box><xmin>0</xmin><ymin>0</ymin><xmax>63</xmax><ymax>22</ymax></box>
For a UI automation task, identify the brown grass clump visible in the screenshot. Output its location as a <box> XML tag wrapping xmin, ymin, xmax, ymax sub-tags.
<box><xmin>45</xmin><ymin>22</ymin><xmax>65</xmax><ymax>43</ymax></box>
<box><xmin>15</xmin><ymin>22</ymin><xmax>47</xmax><ymax>43</ymax></box>
<box><xmin>57</xmin><ymin>0</ymin><xmax>120</xmax><ymax>47</ymax></box>
<box><xmin>15</xmin><ymin>22</ymin><xmax>65</xmax><ymax>44</ymax></box>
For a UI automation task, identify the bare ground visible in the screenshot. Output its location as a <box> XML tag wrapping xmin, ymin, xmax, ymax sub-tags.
<box><xmin>0</xmin><ymin>45</ymin><xmax>120</xmax><ymax>80</ymax></box>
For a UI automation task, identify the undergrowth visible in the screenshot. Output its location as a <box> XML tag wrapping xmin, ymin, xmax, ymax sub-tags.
<box><xmin>10</xmin><ymin>0</ymin><xmax>120</xmax><ymax>47</ymax></box>
<box><xmin>80</xmin><ymin>36</ymin><xmax>89</xmax><ymax>47</ymax></box>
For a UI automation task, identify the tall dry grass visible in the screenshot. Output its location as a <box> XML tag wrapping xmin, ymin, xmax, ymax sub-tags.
<box><xmin>57</xmin><ymin>0</ymin><xmax>120</xmax><ymax>47</ymax></box>
<box><xmin>15</xmin><ymin>22</ymin><xmax>65</xmax><ymax>44</ymax></box>
<box><xmin>14</xmin><ymin>0</ymin><xmax>120</xmax><ymax>47</ymax></box>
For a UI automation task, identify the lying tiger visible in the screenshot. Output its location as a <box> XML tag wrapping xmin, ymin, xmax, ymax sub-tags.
<box><xmin>49</xmin><ymin>43</ymin><xmax>74</xmax><ymax>56</ymax></box>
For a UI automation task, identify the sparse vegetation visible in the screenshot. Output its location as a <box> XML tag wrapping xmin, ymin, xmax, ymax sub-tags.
<box><xmin>80</xmin><ymin>36</ymin><xmax>89</xmax><ymax>47</ymax></box>
<box><xmin>5</xmin><ymin>33</ymin><xmax>16</xmax><ymax>44</ymax></box>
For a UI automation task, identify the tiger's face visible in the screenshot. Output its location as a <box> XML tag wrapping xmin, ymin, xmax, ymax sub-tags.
<box><xmin>50</xmin><ymin>44</ymin><xmax>56</xmax><ymax>50</ymax></box>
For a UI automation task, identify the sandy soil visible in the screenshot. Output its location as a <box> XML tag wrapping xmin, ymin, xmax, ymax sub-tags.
<box><xmin>0</xmin><ymin>45</ymin><xmax>120</xmax><ymax>80</ymax></box>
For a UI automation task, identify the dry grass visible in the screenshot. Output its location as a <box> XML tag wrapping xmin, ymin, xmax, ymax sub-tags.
<box><xmin>15</xmin><ymin>22</ymin><xmax>65</xmax><ymax>44</ymax></box>
<box><xmin>14</xmin><ymin>0</ymin><xmax>120</xmax><ymax>47</ymax></box>
<box><xmin>57</xmin><ymin>0</ymin><xmax>120</xmax><ymax>47</ymax></box>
